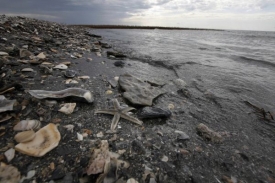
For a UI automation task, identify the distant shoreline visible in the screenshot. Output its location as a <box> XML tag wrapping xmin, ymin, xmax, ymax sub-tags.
<box><xmin>70</xmin><ymin>25</ymin><xmax>223</xmax><ymax>31</ymax></box>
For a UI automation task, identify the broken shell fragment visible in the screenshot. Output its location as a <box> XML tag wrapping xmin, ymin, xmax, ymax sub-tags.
<box><xmin>0</xmin><ymin>51</ymin><xmax>9</xmax><ymax>56</ymax></box>
<box><xmin>78</xmin><ymin>76</ymin><xmax>90</xmax><ymax>79</ymax></box>
<box><xmin>63</xmin><ymin>125</ymin><xmax>74</xmax><ymax>132</ymax></box>
<box><xmin>28</xmin><ymin>88</ymin><xmax>94</xmax><ymax>103</ymax></box>
<box><xmin>13</xmin><ymin>120</ymin><xmax>41</xmax><ymax>131</ymax></box>
<box><xmin>58</xmin><ymin>103</ymin><xmax>76</xmax><ymax>115</ymax></box>
<box><xmin>0</xmin><ymin>95</ymin><xmax>16</xmax><ymax>113</ymax></box>
<box><xmin>36</xmin><ymin>52</ymin><xmax>46</xmax><ymax>59</ymax></box>
<box><xmin>0</xmin><ymin>165</ymin><xmax>21</xmax><ymax>183</ymax></box>
<box><xmin>53</xmin><ymin>64</ymin><xmax>68</xmax><ymax>70</ymax></box>
<box><xmin>14</xmin><ymin>130</ymin><xmax>36</xmax><ymax>143</ymax></box>
<box><xmin>15</xmin><ymin>123</ymin><xmax>61</xmax><ymax>157</ymax></box>
<box><xmin>77</xmin><ymin>132</ymin><xmax>83</xmax><ymax>141</ymax></box>
<box><xmin>4</xmin><ymin>148</ymin><xmax>15</xmax><ymax>162</ymax></box>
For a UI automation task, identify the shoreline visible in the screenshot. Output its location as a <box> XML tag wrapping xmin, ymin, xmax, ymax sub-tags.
<box><xmin>0</xmin><ymin>15</ymin><xmax>275</xmax><ymax>183</ymax></box>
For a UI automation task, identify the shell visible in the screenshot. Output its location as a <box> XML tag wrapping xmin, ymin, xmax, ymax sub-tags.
<box><xmin>28</xmin><ymin>88</ymin><xmax>94</xmax><ymax>103</ymax></box>
<box><xmin>14</xmin><ymin>130</ymin><xmax>36</xmax><ymax>143</ymax></box>
<box><xmin>0</xmin><ymin>165</ymin><xmax>20</xmax><ymax>183</ymax></box>
<box><xmin>15</xmin><ymin>123</ymin><xmax>61</xmax><ymax>157</ymax></box>
<box><xmin>53</xmin><ymin>64</ymin><xmax>68</xmax><ymax>70</ymax></box>
<box><xmin>0</xmin><ymin>95</ymin><xmax>16</xmax><ymax>113</ymax></box>
<box><xmin>21</xmin><ymin>68</ymin><xmax>34</xmax><ymax>72</ymax></box>
<box><xmin>4</xmin><ymin>148</ymin><xmax>15</xmax><ymax>162</ymax></box>
<box><xmin>58</xmin><ymin>103</ymin><xmax>76</xmax><ymax>115</ymax></box>
<box><xmin>13</xmin><ymin>120</ymin><xmax>41</xmax><ymax>131</ymax></box>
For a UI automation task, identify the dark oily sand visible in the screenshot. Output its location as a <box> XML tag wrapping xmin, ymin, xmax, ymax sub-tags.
<box><xmin>0</xmin><ymin>15</ymin><xmax>275</xmax><ymax>183</ymax></box>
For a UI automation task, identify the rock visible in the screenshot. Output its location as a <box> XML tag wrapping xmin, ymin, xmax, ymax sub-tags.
<box><xmin>20</xmin><ymin>170</ymin><xmax>36</xmax><ymax>182</ymax></box>
<box><xmin>62</xmin><ymin>173</ymin><xmax>73</xmax><ymax>183</ymax></box>
<box><xmin>0</xmin><ymin>95</ymin><xmax>16</xmax><ymax>113</ymax></box>
<box><xmin>108</xmin><ymin>77</ymin><xmax>118</xmax><ymax>88</ymax></box>
<box><xmin>119</xmin><ymin>74</ymin><xmax>165</xmax><ymax>106</ymax></box>
<box><xmin>58</xmin><ymin>103</ymin><xmax>76</xmax><ymax>115</ymax></box>
<box><xmin>0</xmin><ymin>51</ymin><xmax>8</xmax><ymax>56</ymax></box>
<box><xmin>131</xmin><ymin>140</ymin><xmax>146</xmax><ymax>154</ymax></box>
<box><xmin>13</xmin><ymin>120</ymin><xmax>41</xmax><ymax>131</ymax></box>
<box><xmin>15</xmin><ymin>123</ymin><xmax>61</xmax><ymax>157</ymax></box>
<box><xmin>64</xmin><ymin>70</ymin><xmax>77</xmax><ymax>78</ymax></box>
<box><xmin>105</xmin><ymin>90</ymin><xmax>113</xmax><ymax>95</ymax></box>
<box><xmin>196</xmin><ymin>123</ymin><xmax>223</xmax><ymax>143</ymax></box>
<box><xmin>114</xmin><ymin>61</ymin><xmax>125</xmax><ymax>67</ymax></box>
<box><xmin>29</xmin><ymin>88</ymin><xmax>94</xmax><ymax>103</ymax></box>
<box><xmin>50</xmin><ymin>165</ymin><xmax>66</xmax><ymax>180</ymax></box>
<box><xmin>107</xmin><ymin>51</ymin><xmax>126</xmax><ymax>58</ymax></box>
<box><xmin>173</xmin><ymin>78</ymin><xmax>187</xmax><ymax>89</ymax></box>
<box><xmin>161</xmin><ymin>155</ymin><xmax>169</xmax><ymax>162</ymax></box>
<box><xmin>137</xmin><ymin>107</ymin><xmax>171</xmax><ymax>119</ymax></box>
<box><xmin>0</xmin><ymin>165</ymin><xmax>21</xmax><ymax>183</ymax></box>
<box><xmin>4</xmin><ymin>148</ymin><xmax>15</xmax><ymax>162</ymax></box>
<box><xmin>14</xmin><ymin>130</ymin><xmax>36</xmax><ymax>143</ymax></box>
<box><xmin>77</xmin><ymin>133</ymin><xmax>83</xmax><ymax>141</ymax></box>
<box><xmin>127</xmin><ymin>178</ymin><xmax>139</xmax><ymax>183</ymax></box>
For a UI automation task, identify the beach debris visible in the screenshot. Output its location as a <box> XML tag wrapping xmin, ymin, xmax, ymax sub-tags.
<box><xmin>64</xmin><ymin>70</ymin><xmax>77</xmax><ymax>78</ymax></box>
<box><xmin>0</xmin><ymin>95</ymin><xmax>16</xmax><ymax>113</ymax></box>
<box><xmin>20</xmin><ymin>170</ymin><xmax>36</xmax><ymax>183</ymax></box>
<box><xmin>63</xmin><ymin>125</ymin><xmax>74</xmax><ymax>132</ymax></box>
<box><xmin>96</xmin><ymin>131</ymin><xmax>104</xmax><ymax>138</ymax></box>
<box><xmin>108</xmin><ymin>77</ymin><xmax>119</xmax><ymax>88</ymax></box>
<box><xmin>196</xmin><ymin>123</ymin><xmax>223</xmax><ymax>143</ymax></box>
<box><xmin>161</xmin><ymin>155</ymin><xmax>169</xmax><ymax>162</ymax></box>
<box><xmin>114</xmin><ymin>60</ymin><xmax>125</xmax><ymax>67</ymax></box>
<box><xmin>78</xmin><ymin>76</ymin><xmax>90</xmax><ymax>79</ymax></box>
<box><xmin>14</xmin><ymin>130</ymin><xmax>36</xmax><ymax>143</ymax></box>
<box><xmin>77</xmin><ymin>132</ymin><xmax>83</xmax><ymax>141</ymax></box>
<box><xmin>107</xmin><ymin>51</ymin><xmax>126</xmax><ymax>58</ymax></box>
<box><xmin>173</xmin><ymin>78</ymin><xmax>187</xmax><ymax>89</ymax></box>
<box><xmin>58</xmin><ymin>103</ymin><xmax>76</xmax><ymax>115</ymax></box>
<box><xmin>244</xmin><ymin>101</ymin><xmax>274</xmax><ymax>121</ymax></box>
<box><xmin>15</xmin><ymin>123</ymin><xmax>61</xmax><ymax>157</ymax></box>
<box><xmin>36</xmin><ymin>52</ymin><xmax>46</xmax><ymax>59</ymax></box>
<box><xmin>87</xmin><ymin>140</ymin><xmax>129</xmax><ymax>183</ymax></box>
<box><xmin>0</xmin><ymin>164</ymin><xmax>21</xmax><ymax>183</ymax></box>
<box><xmin>0</xmin><ymin>51</ymin><xmax>8</xmax><ymax>56</ymax></box>
<box><xmin>0</xmin><ymin>114</ymin><xmax>12</xmax><ymax>123</ymax></box>
<box><xmin>105</xmin><ymin>90</ymin><xmax>113</xmax><ymax>95</ymax></box>
<box><xmin>168</xmin><ymin>103</ymin><xmax>175</xmax><ymax>110</ymax></box>
<box><xmin>19</xmin><ymin>49</ymin><xmax>33</xmax><ymax>58</ymax></box>
<box><xmin>87</xmin><ymin>58</ymin><xmax>93</xmax><ymax>62</ymax></box>
<box><xmin>4</xmin><ymin>148</ymin><xmax>15</xmax><ymax>162</ymax></box>
<box><xmin>137</xmin><ymin>107</ymin><xmax>172</xmax><ymax>119</ymax></box>
<box><xmin>95</xmin><ymin>99</ymin><xmax>143</xmax><ymax>132</ymax></box>
<box><xmin>21</xmin><ymin>68</ymin><xmax>34</xmax><ymax>72</ymax></box>
<box><xmin>13</xmin><ymin>120</ymin><xmax>41</xmax><ymax>131</ymax></box>
<box><xmin>119</xmin><ymin>74</ymin><xmax>165</xmax><ymax>106</ymax></box>
<box><xmin>28</xmin><ymin>88</ymin><xmax>94</xmax><ymax>103</ymax></box>
<box><xmin>175</xmin><ymin>130</ymin><xmax>190</xmax><ymax>141</ymax></box>
<box><xmin>53</xmin><ymin>64</ymin><xmax>68</xmax><ymax>70</ymax></box>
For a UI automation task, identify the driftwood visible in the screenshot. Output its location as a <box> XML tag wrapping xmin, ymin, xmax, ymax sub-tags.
<box><xmin>244</xmin><ymin>101</ymin><xmax>274</xmax><ymax>121</ymax></box>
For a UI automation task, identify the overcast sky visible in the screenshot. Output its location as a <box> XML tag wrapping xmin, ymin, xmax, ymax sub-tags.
<box><xmin>0</xmin><ymin>0</ymin><xmax>275</xmax><ymax>31</ymax></box>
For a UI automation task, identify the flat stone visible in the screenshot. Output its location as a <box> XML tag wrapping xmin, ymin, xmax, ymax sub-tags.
<box><xmin>119</xmin><ymin>74</ymin><xmax>165</xmax><ymax>106</ymax></box>
<box><xmin>137</xmin><ymin>107</ymin><xmax>171</xmax><ymax>119</ymax></box>
<box><xmin>20</xmin><ymin>49</ymin><xmax>33</xmax><ymax>58</ymax></box>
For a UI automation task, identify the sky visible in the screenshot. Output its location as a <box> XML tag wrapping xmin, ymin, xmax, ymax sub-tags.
<box><xmin>0</xmin><ymin>0</ymin><xmax>275</xmax><ymax>31</ymax></box>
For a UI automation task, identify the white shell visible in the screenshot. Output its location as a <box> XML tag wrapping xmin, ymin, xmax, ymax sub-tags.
<box><xmin>4</xmin><ymin>148</ymin><xmax>15</xmax><ymax>162</ymax></box>
<box><xmin>58</xmin><ymin>103</ymin><xmax>76</xmax><ymax>115</ymax></box>
<box><xmin>53</xmin><ymin>64</ymin><xmax>68</xmax><ymax>70</ymax></box>
<box><xmin>0</xmin><ymin>95</ymin><xmax>16</xmax><ymax>113</ymax></box>
<box><xmin>78</xmin><ymin>76</ymin><xmax>90</xmax><ymax>79</ymax></box>
<box><xmin>13</xmin><ymin>120</ymin><xmax>41</xmax><ymax>131</ymax></box>
<box><xmin>21</xmin><ymin>68</ymin><xmax>34</xmax><ymax>72</ymax></box>
<box><xmin>0</xmin><ymin>51</ymin><xmax>8</xmax><ymax>56</ymax></box>
<box><xmin>77</xmin><ymin>132</ymin><xmax>83</xmax><ymax>141</ymax></box>
<box><xmin>127</xmin><ymin>178</ymin><xmax>139</xmax><ymax>183</ymax></box>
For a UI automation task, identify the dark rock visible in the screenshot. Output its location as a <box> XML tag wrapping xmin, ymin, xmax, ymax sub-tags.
<box><xmin>85</xmin><ymin>33</ymin><xmax>102</xmax><ymax>38</ymax></box>
<box><xmin>107</xmin><ymin>51</ymin><xmax>126</xmax><ymax>58</ymax></box>
<box><xmin>50</xmin><ymin>165</ymin><xmax>66</xmax><ymax>180</ymax></box>
<box><xmin>175</xmin><ymin>130</ymin><xmax>190</xmax><ymax>141</ymax></box>
<box><xmin>114</xmin><ymin>61</ymin><xmax>125</xmax><ymax>67</ymax></box>
<box><xmin>138</xmin><ymin>107</ymin><xmax>171</xmax><ymax>119</ymax></box>
<box><xmin>62</xmin><ymin>173</ymin><xmax>73</xmax><ymax>183</ymax></box>
<box><xmin>64</xmin><ymin>70</ymin><xmax>77</xmax><ymax>78</ymax></box>
<box><xmin>56</xmin><ymin>146</ymin><xmax>73</xmax><ymax>156</ymax></box>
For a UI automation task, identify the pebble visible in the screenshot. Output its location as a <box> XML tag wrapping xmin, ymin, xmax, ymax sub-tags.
<box><xmin>4</xmin><ymin>148</ymin><xmax>15</xmax><ymax>162</ymax></box>
<box><xmin>0</xmin><ymin>51</ymin><xmax>8</xmax><ymax>56</ymax></box>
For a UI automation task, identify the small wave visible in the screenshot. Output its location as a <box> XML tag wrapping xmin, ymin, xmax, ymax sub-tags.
<box><xmin>237</xmin><ymin>56</ymin><xmax>275</xmax><ymax>68</ymax></box>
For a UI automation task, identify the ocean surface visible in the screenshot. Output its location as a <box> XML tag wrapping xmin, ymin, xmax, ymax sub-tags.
<box><xmin>92</xmin><ymin>29</ymin><xmax>275</xmax><ymax>111</ymax></box>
